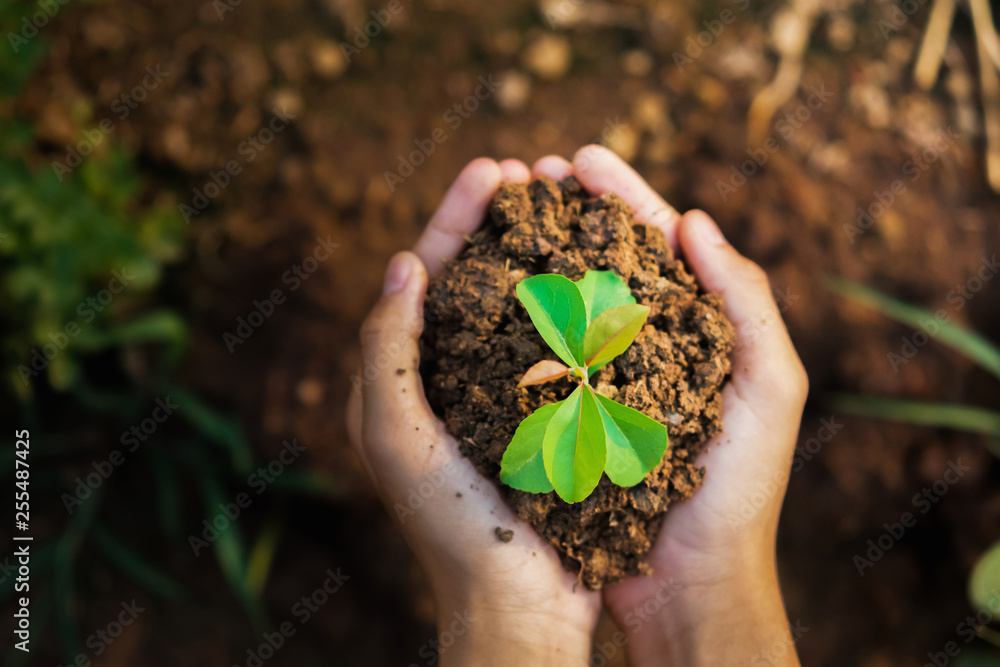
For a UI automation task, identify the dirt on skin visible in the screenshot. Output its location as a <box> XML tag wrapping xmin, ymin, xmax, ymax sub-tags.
<box><xmin>421</xmin><ymin>176</ymin><xmax>736</xmax><ymax>589</ymax></box>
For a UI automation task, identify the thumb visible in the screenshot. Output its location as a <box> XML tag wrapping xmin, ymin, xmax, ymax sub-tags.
<box><xmin>670</xmin><ymin>210</ymin><xmax>808</xmax><ymax>535</ymax></box>
<box><xmin>678</xmin><ymin>210</ymin><xmax>808</xmax><ymax>409</ymax></box>
<box><xmin>357</xmin><ymin>252</ymin><xmax>445</xmax><ymax>474</ymax></box>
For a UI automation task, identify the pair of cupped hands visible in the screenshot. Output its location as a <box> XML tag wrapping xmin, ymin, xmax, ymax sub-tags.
<box><xmin>347</xmin><ymin>146</ymin><xmax>807</xmax><ymax>666</ymax></box>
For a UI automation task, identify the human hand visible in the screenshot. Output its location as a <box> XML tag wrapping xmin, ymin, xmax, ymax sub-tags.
<box><xmin>346</xmin><ymin>158</ymin><xmax>601</xmax><ymax>666</ymax></box>
<box><xmin>531</xmin><ymin>146</ymin><xmax>808</xmax><ymax>666</ymax></box>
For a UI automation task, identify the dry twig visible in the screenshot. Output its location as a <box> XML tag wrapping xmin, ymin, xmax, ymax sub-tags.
<box><xmin>914</xmin><ymin>0</ymin><xmax>957</xmax><ymax>90</ymax></box>
<box><xmin>972</xmin><ymin>0</ymin><xmax>1000</xmax><ymax>191</ymax></box>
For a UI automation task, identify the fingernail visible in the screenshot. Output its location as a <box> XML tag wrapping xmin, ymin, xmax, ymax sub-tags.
<box><xmin>383</xmin><ymin>253</ymin><xmax>413</xmax><ymax>294</ymax></box>
<box><xmin>694</xmin><ymin>212</ymin><xmax>726</xmax><ymax>246</ymax></box>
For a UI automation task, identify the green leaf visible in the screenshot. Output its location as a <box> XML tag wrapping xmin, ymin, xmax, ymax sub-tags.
<box><xmin>954</xmin><ymin>650</ymin><xmax>1000</xmax><ymax>667</ymax></box>
<box><xmin>970</xmin><ymin>540</ymin><xmax>1000</xmax><ymax>609</ymax></box>
<box><xmin>576</xmin><ymin>270</ymin><xmax>635</xmax><ymax>323</ymax></box>
<box><xmin>190</xmin><ymin>451</ymin><xmax>268</xmax><ymax>631</ymax></box>
<box><xmin>825</xmin><ymin>275</ymin><xmax>1000</xmax><ymax>382</ymax></box>
<box><xmin>500</xmin><ymin>402</ymin><xmax>560</xmax><ymax>493</ymax></box>
<box><xmin>245</xmin><ymin>509</ymin><xmax>283</xmax><ymax>597</ymax></box>
<box><xmin>76</xmin><ymin>311</ymin><xmax>188</xmax><ymax>366</ymax></box>
<box><xmin>595</xmin><ymin>394</ymin><xmax>669</xmax><ymax>486</ymax></box>
<box><xmin>829</xmin><ymin>394</ymin><xmax>1000</xmax><ymax>438</ymax></box>
<box><xmin>164</xmin><ymin>383</ymin><xmax>254</xmax><ymax>473</ymax></box>
<box><xmin>543</xmin><ymin>386</ymin><xmax>606</xmax><ymax>503</ymax></box>
<box><xmin>516</xmin><ymin>274</ymin><xmax>588</xmax><ymax>366</ymax></box>
<box><xmin>90</xmin><ymin>525</ymin><xmax>184</xmax><ymax>602</ymax></box>
<box><xmin>583</xmin><ymin>304</ymin><xmax>650</xmax><ymax>370</ymax></box>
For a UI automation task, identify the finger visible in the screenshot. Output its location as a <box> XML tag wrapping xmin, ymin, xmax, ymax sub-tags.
<box><xmin>413</xmin><ymin>158</ymin><xmax>502</xmax><ymax>276</ymax></box>
<box><xmin>531</xmin><ymin>154</ymin><xmax>573</xmax><ymax>181</ymax></box>
<box><xmin>357</xmin><ymin>253</ymin><xmax>520</xmax><ymax>526</ymax></box>
<box><xmin>572</xmin><ymin>145</ymin><xmax>682</xmax><ymax>249</ymax></box>
<box><xmin>498</xmin><ymin>158</ymin><xmax>531</xmax><ymax>183</ymax></box>
<box><xmin>345</xmin><ymin>389</ymin><xmax>382</xmax><ymax>492</ymax></box>
<box><xmin>677</xmin><ymin>210</ymin><xmax>808</xmax><ymax>410</ymax></box>
<box><xmin>359</xmin><ymin>252</ymin><xmax>453</xmax><ymax>474</ymax></box>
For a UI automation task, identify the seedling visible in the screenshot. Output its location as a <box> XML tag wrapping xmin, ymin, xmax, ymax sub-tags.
<box><xmin>500</xmin><ymin>271</ymin><xmax>668</xmax><ymax>503</ymax></box>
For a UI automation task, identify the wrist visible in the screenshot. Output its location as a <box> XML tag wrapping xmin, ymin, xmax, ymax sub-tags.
<box><xmin>434</xmin><ymin>584</ymin><xmax>596</xmax><ymax>666</ymax></box>
<box><xmin>612</xmin><ymin>545</ymin><xmax>798</xmax><ymax>666</ymax></box>
<box><xmin>434</xmin><ymin>599</ymin><xmax>594</xmax><ymax>666</ymax></box>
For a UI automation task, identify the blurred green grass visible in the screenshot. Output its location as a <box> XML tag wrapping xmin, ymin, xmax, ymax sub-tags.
<box><xmin>0</xmin><ymin>5</ymin><xmax>342</xmax><ymax>663</ymax></box>
<box><xmin>827</xmin><ymin>275</ymin><xmax>1000</xmax><ymax>654</ymax></box>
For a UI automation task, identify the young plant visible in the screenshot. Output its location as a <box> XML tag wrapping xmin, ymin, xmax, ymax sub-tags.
<box><xmin>500</xmin><ymin>271</ymin><xmax>668</xmax><ymax>503</ymax></box>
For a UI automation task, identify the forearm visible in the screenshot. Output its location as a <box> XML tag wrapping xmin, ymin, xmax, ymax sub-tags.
<box><xmin>622</xmin><ymin>560</ymin><xmax>801</xmax><ymax>667</ymax></box>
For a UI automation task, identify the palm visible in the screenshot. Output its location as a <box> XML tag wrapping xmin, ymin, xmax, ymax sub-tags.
<box><xmin>371</xmin><ymin>420</ymin><xmax>601</xmax><ymax>619</ymax></box>
<box><xmin>352</xmin><ymin>149</ymin><xmax>805</xmax><ymax>657</ymax></box>
<box><xmin>347</xmin><ymin>156</ymin><xmax>600</xmax><ymax>635</ymax></box>
<box><xmin>602</xmin><ymin>382</ymin><xmax>793</xmax><ymax>614</ymax></box>
<box><xmin>529</xmin><ymin>147</ymin><xmax>806</xmax><ymax>623</ymax></box>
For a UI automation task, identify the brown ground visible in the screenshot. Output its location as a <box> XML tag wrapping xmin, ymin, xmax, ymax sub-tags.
<box><xmin>9</xmin><ymin>0</ymin><xmax>1000</xmax><ymax>665</ymax></box>
<box><xmin>421</xmin><ymin>176</ymin><xmax>733</xmax><ymax>589</ymax></box>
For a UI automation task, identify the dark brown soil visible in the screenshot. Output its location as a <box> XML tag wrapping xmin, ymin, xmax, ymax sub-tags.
<box><xmin>16</xmin><ymin>1</ymin><xmax>1000</xmax><ymax>663</ymax></box>
<box><xmin>421</xmin><ymin>176</ymin><xmax>735</xmax><ymax>589</ymax></box>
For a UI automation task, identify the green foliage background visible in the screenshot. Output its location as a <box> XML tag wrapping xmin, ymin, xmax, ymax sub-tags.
<box><xmin>0</xmin><ymin>4</ymin><xmax>185</xmax><ymax>399</ymax></box>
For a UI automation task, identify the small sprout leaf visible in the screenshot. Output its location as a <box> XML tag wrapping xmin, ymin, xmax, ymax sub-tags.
<box><xmin>518</xmin><ymin>360</ymin><xmax>570</xmax><ymax>387</ymax></box>
<box><xmin>594</xmin><ymin>393</ymin><xmax>669</xmax><ymax>486</ymax></box>
<box><xmin>543</xmin><ymin>386</ymin><xmax>607</xmax><ymax>503</ymax></box>
<box><xmin>500</xmin><ymin>403</ymin><xmax>559</xmax><ymax>493</ymax></box>
<box><xmin>516</xmin><ymin>274</ymin><xmax>588</xmax><ymax>367</ymax></box>
<box><xmin>576</xmin><ymin>270</ymin><xmax>636</xmax><ymax>323</ymax></box>
<box><xmin>502</xmin><ymin>271</ymin><xmax>667</xmax><ymax>503</ymax></box>
<box><xmin>583</xmin><ymin>304</ymin><xmax>650</xmax><ymax>369</ymax></box>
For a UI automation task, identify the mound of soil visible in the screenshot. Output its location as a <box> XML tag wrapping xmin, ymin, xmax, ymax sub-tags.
<box><xmin>421</xmin><ymin>176</ymin><xmax>735</xmax><ymax>589</ymax></box>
